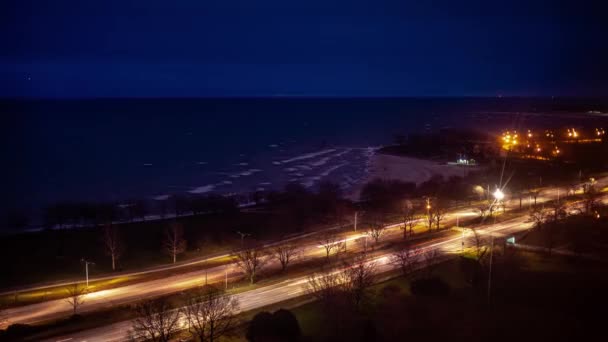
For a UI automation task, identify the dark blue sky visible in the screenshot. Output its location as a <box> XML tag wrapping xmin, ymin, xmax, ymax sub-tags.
<box><xmin>1</xmin><ymin>0</ymin><xmax>607</xmax><ymax>97</ymax></box>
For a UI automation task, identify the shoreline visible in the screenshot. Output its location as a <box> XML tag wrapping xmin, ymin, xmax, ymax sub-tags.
<box><xmin>348</xmin><ymin>152</ymin><xmax>478</xmax><ymax>200</ymax></box>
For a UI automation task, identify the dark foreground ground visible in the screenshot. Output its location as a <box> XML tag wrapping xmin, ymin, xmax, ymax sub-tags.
<box><xmin>280</xmin><ymin>250</ymin><xmax>608</xmax><ymax>342</ymax></box>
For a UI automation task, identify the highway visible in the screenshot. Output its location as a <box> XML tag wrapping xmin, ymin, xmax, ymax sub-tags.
<box><xmin>2</xmin><ymin>177</ymin><xmax>605</xmax><ymax>341</ymax></box>
<box><xmin>43</xmin><ymin>215</ymin><xmax>532</xmax><ymax>342</ymax></box>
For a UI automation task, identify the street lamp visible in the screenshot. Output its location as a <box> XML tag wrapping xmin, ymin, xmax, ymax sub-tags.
<box><xmin>493</xmin><ymin>189</ymin><xmax>505</xmax><ymax>201</ymax></box>
<box><xmin>81</xmin><ymin>259</ymin><xmax>95</xmax><ymax>287</ymax></box>
<box><xmin>235</xmin><ymin>231</ymin><xmax>251</xmax><ymax>247</ymax></box>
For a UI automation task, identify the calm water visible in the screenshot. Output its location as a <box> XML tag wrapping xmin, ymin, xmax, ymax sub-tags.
<box><xmin>2</xmin><ymin>97</ymin><xmax>606</xmax><ymax>227</ymax></box>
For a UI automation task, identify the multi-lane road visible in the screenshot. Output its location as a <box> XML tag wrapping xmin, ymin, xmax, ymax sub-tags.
<box><xmin>2</xmin><ymin>177</ymin><xmax>605</xmax><ymax>341</ymax></box>
<box><xmin>45</xmin><ymin>215</ymin><xmax>534</xmax><ymax>342</ymax></box>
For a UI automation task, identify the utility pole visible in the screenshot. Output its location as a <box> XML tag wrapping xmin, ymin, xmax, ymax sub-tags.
<box><xmin>225</xmin><ymin>267</ymin><xmax>228</xmax><ymax>290</ymax></box>
<box><xmin>354</xmin><ymin>211</ymin><xmax>358</xmax><ymax>232</ymax></box>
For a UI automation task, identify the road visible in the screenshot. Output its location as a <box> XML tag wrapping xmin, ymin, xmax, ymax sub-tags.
<box><xmin>43</xmin><ymin>215</ymin><xmax>532</xmax><ymax>342</ymax></box>
<box><xmin>3</xmin><ymin>177</ymin><xmax>606</xmax><ymax>340</ymax></box>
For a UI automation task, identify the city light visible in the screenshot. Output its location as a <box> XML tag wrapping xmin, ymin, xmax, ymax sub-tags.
<box><xmin>493</xmin><ymin>189</ymin><xmax>505</xmax><ymax>201</ymax></box>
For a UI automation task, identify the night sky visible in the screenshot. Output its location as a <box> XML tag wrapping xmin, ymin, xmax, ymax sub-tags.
<box><xmin>1</xmin><ymin>0</ymin><xmax>607</xmax><ymax>98</ymax></box>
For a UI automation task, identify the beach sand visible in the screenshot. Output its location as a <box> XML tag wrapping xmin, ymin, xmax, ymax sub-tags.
<box><xmin>348</xmin><ymin>153</ymin><xmax>474</xmax><ymax>200</ymax></box>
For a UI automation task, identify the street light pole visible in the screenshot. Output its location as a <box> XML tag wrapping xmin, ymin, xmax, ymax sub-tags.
<box><xmin>426</xmin><ymin>197</ymin><xmax>431</xmax><ymax>231</ymax></box>
<box><xmin>236</xmin><ymin>231</ymin><xmax>250</xmax><ymax>247</ymax></box>
<box><xmin>81</xmin><ymin>259</ymin><xmax>94</xmax><ymax>287</ymax></box>
<box><xmin>457</xmin><ymin>215</ymin><xmax>464</xmax><ymax>253</ymax></box>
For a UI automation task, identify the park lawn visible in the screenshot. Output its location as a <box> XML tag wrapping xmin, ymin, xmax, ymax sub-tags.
<box><xmin>284</xmin><ymin>250</ymin><xmax>608</xmax><ymax>342</ymax></box>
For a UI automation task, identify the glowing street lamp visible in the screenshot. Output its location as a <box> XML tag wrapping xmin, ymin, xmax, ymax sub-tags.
<box><xmin>493</xmin><ymin>189</ymin><xmax>505</xmax><ymax>201</ymax></box>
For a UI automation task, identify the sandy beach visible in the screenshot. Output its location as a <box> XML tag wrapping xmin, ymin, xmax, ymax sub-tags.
<box><xmin>349</xmin><ymin>153</ymin><xmax>475</xmax><ymax>200</ymax></box>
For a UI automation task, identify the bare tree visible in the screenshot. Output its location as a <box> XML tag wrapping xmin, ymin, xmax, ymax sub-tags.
<box><xmin>341</xmin><ymin>255</ymin><xmax>377</xmax><ymax>309</ymax></box>
<box><xmin>130</xmin><ymin>298</ymin><xmax>181</xmax><ymax>342</ymax></box>
<box><xmin>432</xmin><ymin>208</ymin><xmax>446</xmax><ymax>231</ymax></box>
<box><xmin>529</xmin><ymin>206</ymin><xmax>547</xmax><ymax>229</ymax></box>
<box><xmin>273</xmin><ymin>244</ymin><xmax>298</xmax><ymax>272</ymax></box>
<box><xmin>584</xmin><ymin>187</ymin><xmax>599</xmax><ymax>215</ymax></box>
<box><xmin>318</xmin><ymin>232</ymin><xmax>344</xmax><ymax>260</ymax></box>
<box><xmin>470</xmin><ymin>228</ymin><xmax>488</xmax><ymax>263</ymax></box>
<box><xmin>102</xmin><ymin>224</ymin><xmax>124</xmax><ymax>271</ymax></box>
<box><xmin>391</xmin><ymin>247</ymin><xmax>417</xmax><ymax>277</ymax></box>
<box><xmin>65</xmin><ymin>283</ymin><xmax>87</xmax><ymax>315</ymax></box>
<box><xmin>421</xmin><ymin>249</ymin><xmax>441</xmax><ymax>277</ymax></box>
<box><xmin>184</xmin><ymin>285</ymin><xmax>239</xmax><ymax>342</ymax></box>
<box><xmin>549</xmin><ymin>201</ymin><xmax>567</xmax><ymax>223</ymax></box>
<box><xmin>476</xmin><ymin>206</ymin><xmax>489</xmax><ymax>220</ymax></box>
<box><xmin>402</xmin><ymin>207</ymin><xmax>417</xmax><ymax>239</ymax></box>
<box><xmin>425</xmin><ymin>207</ymin><xmax>434</xmax><ymax>232</ymax></box>
<box><xmin>544</xmin><ymin>223</ymin><xmax>557</xmax><ymax>256</ymax></box>
<box><xmin>488</xmin><ymin>201</ymin><xmax>497</xmax><ymax>218</ymax></box>
<box><xmin>163</xmin><ymin>222</ymin><xmax>187</xmax><ymax>264</ymax></box>
<box><xmin>306</xmin><ymin>269</ymin><xmax>342</xmax><ymax>307</ymax></box>
<box><xmin>366</xmin><ymin>224</ymin><xmax>385</xmax><ymax>245</ymax></box>
<box><xmin>233</xmin><ymin>247</ymin><xmax>267</xmax><ymax>284</ymax></box>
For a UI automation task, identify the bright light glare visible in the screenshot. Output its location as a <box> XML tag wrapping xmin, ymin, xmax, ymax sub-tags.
<box><xmin>493</xmin><ymin>189</ymin><xmax>505</xmax><ymax>201</ymax></box>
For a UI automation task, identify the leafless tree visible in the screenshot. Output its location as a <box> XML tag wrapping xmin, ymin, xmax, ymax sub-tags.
<box><xmin>425</xmin><ymin>207</ymin><xmax>433</xmax><ymax>232</ymax></box>
<box><xmin>421</xmin><ymin>249</ymin><xmax>441</xmax><ymax>276</ymax></box>
<box><xmin>184</xmin><ymin>285</ymin><xmax>239</xmax><ymax>342</ymax></box>
<box><xmin>102</xmin><ymin>224</ymin><xmax>124</xmax><ymax>271</ymax></box>
<box><xmin>318</xmin><ymin>232</ymin><xmax>344</xmax><ymax>260</ymax></box>
<box><xmin>366</xmin><ymin>224</ymin><xmax>385</xmax><ymax>245</ymax></box>
<box><xmin>65</xmin><ymin>283</ymin><xmax>87</xmax><ymax>315</ymax></box>
<box><xmin>529</xmin><ymin>205</ymin><xmax>547</xmax><ymax>229</ymax></box>
<box><xmin>544</xmin><ymin>224</ymin><xmax>557</xmax><ymax>256</ymax></box>
<box><xmin>402</xmin><ymin>208</ymin><xmax>417</xmax><ymax>239</ymax></box>
<box><xmin>341</xmin><ymin>255</ymin><xmax>377</xmax><ymax>309</ymax></box>
<box><xmin>306</xmin><ymin>269</ymin><xmax>342</xmax><ymax>307</ymax></box>
<box><xmin>130</xmin><ymin>297</ymin><xmax>181</xmax><ymax>342</ymax></box>
<box><xmin>476</xmin><ymin>206</ymin><xmax>489</xmax><ymax>220</ymax></box>
<box><xmin>163</xmin><ymin>222</ymin><xmax>187</xmax><ymax>264</ymax></box>
<box><xmin>391</xmin><ymin>247</ymin><xmax>417</xmax><ymax>277</ymax></box>
<box><xmin>584</xmin><ymin>187</ymin><xmax>600</xmax><ymax>215</ymax></box>
<box><xmin>549</xmin><ymin>201</ymin><xmax>567</xmax><ymax>223</ymax></box>
<box><xmin>432</xmin><ymin>208</ymin><xmax>446</xmax><ymax>231</ymax></box>
<box><xmin>273</xmin><ymin>244</ymin><xmax>298</xmax><ymax>272</ymax></box>
<box><xmin>233</xmin><ymin>247</ymin><xmax>267</xmax><ymax>284</ymax></box>
<box><xmin>470</xmin><ymin>228</ymin><xmax>488</xmax><ymax>263</ymax></box>
<box><xmin>488</xmin><ymin>201</ymin><xmax>497</xmax><ymax>218</ymax></box>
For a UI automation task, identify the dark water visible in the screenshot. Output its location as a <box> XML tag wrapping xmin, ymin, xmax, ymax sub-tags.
<box><xmin>2</xmin><ymin>97</ymin><xmax>607</xmax><ymax>227</ymax></box>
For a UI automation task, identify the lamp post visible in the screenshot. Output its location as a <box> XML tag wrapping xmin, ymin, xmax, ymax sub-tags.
<box><xmin>457</xmin><ymin>214</ymin><xmax>464</xmax><ymax>253</ymax></box>
<box><xmin>81</xmin><ymin>259</ymin><xmax>95</xmax><ymax>287</ymax></box>
<box><xmin>235</xmin><ymin>231</ymin><xmax>251</xmax><ymax>247</ymax></box>
<box><xmin>425</xmin><ymin>197</ymin><xmax>432</xmax><ymax>231</ymax></box>
<box><xmin>225</xmin><ymin>266</ymin><xmax>228</xmax><ymax>290</ymax></box>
